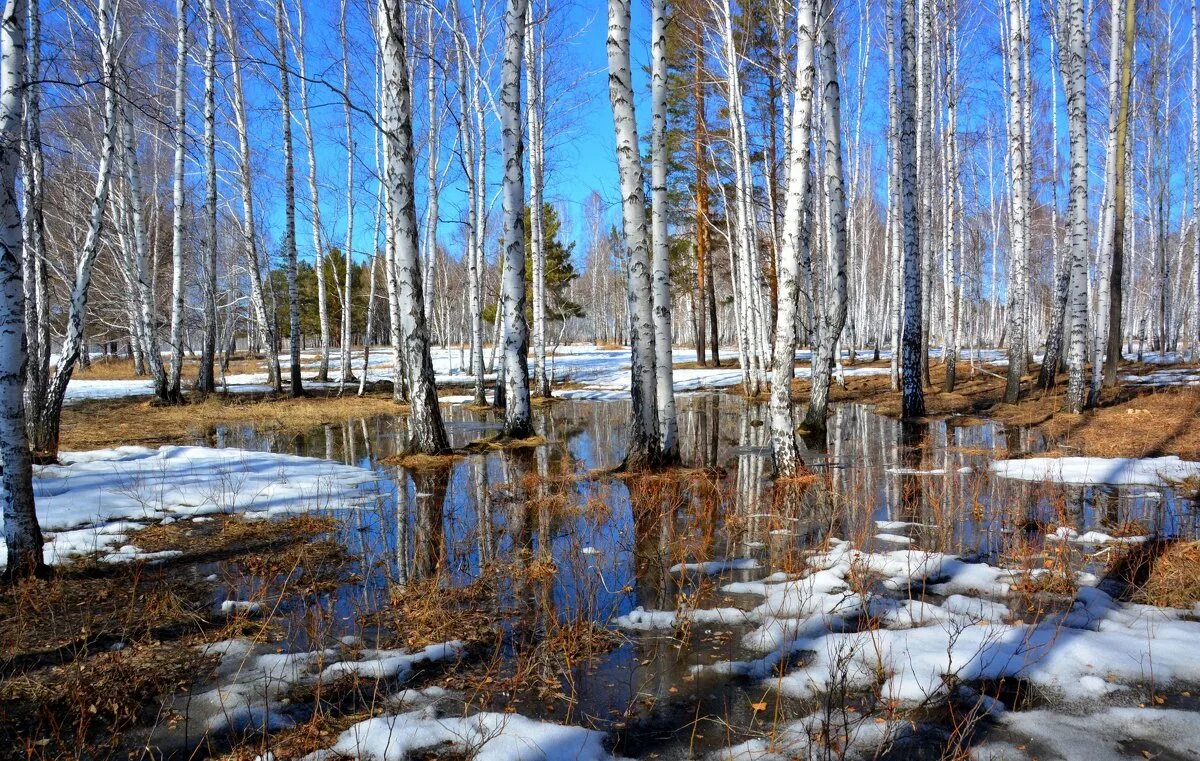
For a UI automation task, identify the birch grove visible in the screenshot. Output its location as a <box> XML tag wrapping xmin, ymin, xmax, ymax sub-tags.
<box><xmin>3</xmin><ymin>0</ymin><xmax>1200</xmax><ymax>579</ymax></box>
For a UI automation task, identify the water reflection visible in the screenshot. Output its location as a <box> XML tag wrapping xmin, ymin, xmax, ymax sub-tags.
<box><xmin>197</xmin><ymin>394</ymin><xmax>1198</xmax><ymax>754</ymax></box>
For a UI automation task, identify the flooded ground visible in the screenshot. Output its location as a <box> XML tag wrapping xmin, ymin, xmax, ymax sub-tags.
<box><xmin>130</xmin><ymin>393</ymin><xmax>1200</xmax><ymax>759</ymax></box>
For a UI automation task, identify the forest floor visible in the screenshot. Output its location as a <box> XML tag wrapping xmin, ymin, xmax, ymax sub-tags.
<box><xmin>787</xmin><ymin>358</ymin><xmax>1200</xmax><ymax>459</ymax></box>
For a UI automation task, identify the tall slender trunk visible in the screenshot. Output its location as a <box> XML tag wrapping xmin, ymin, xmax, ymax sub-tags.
<box><xmin>197</xmin><ymin>0</ymin><xmax>218</xmax><ymax>394</ymax></box>
<box><xmin>339</xmin><ymin>0</ymin><xmax>356</xmax><ymax>389</ymax></box>
<box><xmin>899</xmin><ymin>0</ymin><xmax>924</xmax><ymax>418</ymax></box>
<box><xmin>499</xmin><ymin>0</ymin><xmax>533</xmax><ymax>437</ymax></box>
<box><xmin>803</xmin><ymin>0</ymin><xmax>849</xmax><ymax>431</ymax></box>
<box><xmin>380</xmin><ymin>0</ymin><xmax>449</xmax><ymax>453</ymax></box>
<box><xmin>223</xmin><ymin>0</ymin><xmax>280</xmax><ymax>392</ymax></box>
<box><xmin>525</xmin><ymin>10</ymin><xmax>549</xmax><ymax>398</ymax></box>
<box><xmin>275</xmin><ymin>0</ymin><xmax>303</xmax><ymax>396</ymax></box>
<box><xmin>1102</xmin><ymin>0</ymin><xmax>1135</xmax><ymax>389</ymax></box>
<box><xmin>607</xmin><ymin>0</ymin><xmax>659</xmax><ymax>468</ymax></box>
<box><xmin>1063</xmin><ymin>0</ymin><xmax>1089</xmax><ymax>412</ymax></box>
<box><xmin>693</xmin><ymin>22</ymin><xmax>708</xmax><ymax>367</ymax></box>
<box><xmin>21</xmin><ymin>0</ymin><xmax>48</xmax><ymax>431</ymax></box>
<box><xmin>294</xmin><ymin>3</ymin><xmax>330</xmax><ymax>382</ymax></box>
<box><xmin>1002</xmin><ymin>0</ymin><xmax>1030</xmax><ymax>403</ymax></box>
<box><xmin>650</xmin><ymin>0</ymin><xmax>677</xmax><ymax>460</ymax></box>
<box><xmin>167</xmin><ymin>0</ymin><xmax>186</xmax><ymax>402</ymax></box>
<box><xmin>454</xmin><ymin>10</ymin><xmax>485</xmax><ymax>406</ymax></box>
<box><xmin>1</xmin><ymin>0</ymin><xmax>44</xmax><ymax>579</ymax></box>
<box><xmin>31</xmin><ymin>0</ymin><xmax>119</xmax><ymax>458</ymax></box>
<box><xmin>886</xmin><ymin>0</ymin><xmax>901</xmax><ymax>391</ymax></box>
<box><xmin>769</xmin><ymin>0</ymin><xmax>815</xmax><ymax>477</ymax></box>
<box><xmin>118</xmin><ymin>96</ymin><xmax>168</xmax><ymax>401</ymax></box>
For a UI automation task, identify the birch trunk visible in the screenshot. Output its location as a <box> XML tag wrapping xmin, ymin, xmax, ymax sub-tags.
<box><xmin>886</xmin><ymin>0</ymin><xmax>901</xmax><ymax>391</ymax></box>
<box><xmin>31</xmin><ymin>0</ymin><xmax>119</xmax><ymax>457</ymax></box>
<box><xmin>275</xmin><ymin>0</ymin><xmax>303</xmax><ymax>396</ymax></box>
<box><xmin>899</xmin><ymin>0</ymin><xmax>924</xmax><ymax>418</ymax></box>
<box><xmin>1063</xmin><ymin>0</ymin><xmax>1089</xmax><ymax>412</ymax></box>
<box><xmin>803</xmin><ymin>0</ymin><xmax>849</xmax><ymax>431</ymax></box>
<box><xmin>21</xmin><ymin>0</ymin><xmax>49</xmax><ymax>430</ymax></box>
<box><xmin>197</xmin><ymin>0</ymin><xmax>218</xmax><ymax>395</ymax></box>
<box><xmin>294</xmin><ymin>3</ymin><xmax>330</xmax><ymax>382</ymax></box>
<box><xmin>118</xmin><ymin>96</ymin><xmax>169</xmax><ymax>401</ymax></box>
<box><xmin>525</xmin><ymin>10</ymin><xmax>549</xmax><ymax>398</ymax></box>
<box><xmin>650</xmin><ymin>0</ymin><xmax>677</xmax><ymax>460</ymax></box>
<box><xmin>1</xmin><ymin>0</ymin><xmax>44</xmax><ymax>579</ymax></box>
<box><xmin>1101</xmin><ymin>0</ymin><xmax>1135</xmax><ymax>389</ymax></box>
<box><xmin>607</xmin><ymin>0</ymin><xmax>659</xmax><ymax>468</ymax></box>
<box><xmin>167</xmin><ymin>0</ymin><xmax>186</xmax><ymax>401</ymax></box>
<box><xmin>380</xmin><ymin>0</ymin><xmax>449</xmax><ymax>452</ymax></box>
<box><xmin>224</xmin><ymin>0</ymin><xmax>281</xmax><ymax>392</ymax></box>
<box><xmin>453</xmin><ymin>10</ymin><xmax>485</xmax><ymax>406</ymax></box>
<box><xmin>769</xmin><ymin>0</ymin><xmax>815</xmax><ymax>477</ymax></box>
<box><xmin>340</xmin><ymin>0</ymin><xmax>356</xmax><ymax>388</ymax></box>
<box><xmin>498</xmin><ymin>0</ymin><xmax>533</xmax><ymax>437</ymax></box>
<box><xmin>1002</xmin><ymin>0</ymin><xmax>1030</xmax><ymax>403</ymax></box>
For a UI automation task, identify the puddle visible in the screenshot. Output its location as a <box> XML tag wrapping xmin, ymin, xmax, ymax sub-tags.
<box><xmin>144</xmin><ymin>395</ymin><xmax>1200</xmax><ymax>758</ymax></box>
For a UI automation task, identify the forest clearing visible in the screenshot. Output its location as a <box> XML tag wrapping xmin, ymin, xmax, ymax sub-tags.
<box><xmin>3</xmin><ymin>0</ymin><xmax>1200</xmax><ymax>758</ymax></box>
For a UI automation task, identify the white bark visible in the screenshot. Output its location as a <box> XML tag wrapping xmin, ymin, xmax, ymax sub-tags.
<box><xmin>607</xmin><ymin>0</ymin><xmax>659</xmax><ymax>467</ymax></box>
<box><xmin>167</xmin><ymin>0</ymin><xmax>186</xmax><ymax>401</ymax></box>
<box><xmin>1</xmin><ymin>0</ymin><xmax>43</xmax><ymax>578</ymax></box>
<box><xmin>294</xmin><ymin>2</ymin><xmax>331</xmax><ymax>382</ymax></box>
<box><xmin>1063</xmin><ymin>0</ymin><xmax>1089</xmax><ymax>412</ymax></box>
<box><xmin>649</xmin><ymin>0</ymin><xmax>677</xmax><ymax>460</ymax></box>
<box><xmin>223</xmin><ymin>0</ymin><xmax>281</xmax><ymax>392</ymax></box>
<box><xmin>499</xmin><ymin>0</ymin><xmax>533</xmax><ymax>437</ymax></box>
<box><xmin>33</xmin><ymin>0</ymin><xmax>119</xmax><ymax>456</ymax></box>
<box><xmin>380</xmin><ymin>0</ymin><xmax>450</xmax><ymax>452</ymax></box>
<box><xmin>1002</xmin><ymin>0</ymin><xmax>1030</xmax><ymax>403</ymax></box>
<box><xmin>525</xmin><ymin>8</ymin><xmax>549</xmax><ymax>398</ymax></box>
<box><xmin>899</xmin><ymin>0</ymin><xmax>924</xmax><ymax>417</ymax></box>
<box><xmin>339</xmin><ymin>0</ymin><xmax>356</xmax><ymax>389</ymax></box>
<box><xmin>275</xmin><ymin>0</ymin><xmax>303</xmax><ymax>396</ymax></box>
<box><xmin>803</xmin><ymin>0</ymin><xmax>849</xmax><ymax>431</ymax></box>
<box><xmin>197</xmin><ymin>0</ymin><xmax>218</xmax><ymax>394</ymax></box>
<box><xmin>769</xmin><ymin>0</ymin><xmax>815</xmax><ymax>477</ymax></box>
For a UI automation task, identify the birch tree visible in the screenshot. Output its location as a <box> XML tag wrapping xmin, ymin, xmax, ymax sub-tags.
<box><xmin>1</xmin><ymin>0</ymin><xmax>44</xmax><ymax>580</ymax></box>
<box><xmin>380</xmin><ymin>0</ymin><xmax>450</xmax><ymax>453</ymax></box>
<box><xmin>31</xmin><ymin>0</ymin><xmax>119</xmax><ymax>457</ymax></box>
<box><xmin>769</xmin><ymin>0</ymin><xmax>815</xmax><ymax>476</ymax></box>
<box><xmin>294</xmin><ymin>2</ymin><xmax>331</xmax><ymax>382</ymax></box>
<box><xmin>607</xmin><ymin>0</ymin><xmax>659</xmax><ymax>468</ymax></box>
<box><xmin>1101</xmin><ymin>0</ymin><xmax>1135</xmax><ymax>390</ymax></box>
<box><xmin>899</xmin><ymin>0</ymin><xmax>925</xmax><ymax>418</ymax></box>
<box><xmin>167</xmin><ymin>0</ymin><xmax>187</xmax><ymax>401</ymax></box>
<box><xmin>650</xmin><ymin>0</ymin><xmax>678</xmax><ymax>460</ymax></box>
<box><xmin>275</xmin><ymin>0</ymin><xmax>303</xmax><ymax>396</ymax></box>
<box><xmin>223</xmin><ymin>0</ymin><xmax>281</xmax><ymax>392</ymax></box>
<box><xmin>1063</xmin><ymin>0</ymin><xmax>1089</xmax><ymax>412</ymax></box>
<box><xmin>499</xmin><ymin>0</ymin><xmax>534</xmax><ymax>438</ymax></box>
<box><xmin>802</xmin><ymin>0</ymin><xmax>849</xmax><ymax>431</ymax></box>
<box><xmin>525</xmin><ymin>7</ymin><xmax>549</xmax><ymax>398</ymax></box>
<box><xmin>1002</xmin><ymin>0</ymin><xmax>1030</xmax><ymax>403</ymax></box>
<box><xmin>197</xmin><ymin>0</ymin><xmax>218</xmax><ymax>395</ymax></box>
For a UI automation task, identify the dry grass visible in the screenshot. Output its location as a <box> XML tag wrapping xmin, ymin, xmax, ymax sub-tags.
<box><xmin>59</xmin><ymin>391</ymin><xmax>407</xmax><ymax>450</ymax></box>
<box><xmin>74</xmin><ymin>355</ymin><xmax>268</xmax><ymax>381</ymax></box>
<box><xmin>380</xmin><ymin>451</ymin><xmax>466</xmax><ymax>470</ymax></box>
<box><xmin>1122</xmin><ymin>541</ymin><xmax>1200</xmax><ymax>608</ymax></box>
<box><xmin>801</xmin><ymin>359</ymin><xmax>1200</xmax><ymax>458</ymax></box>
<box><xmin>379</xmin><ymin>576</ymin><xmax>505</xmax><ymax>650</ymax></box>
<box><xmin>463</xmin><ymin>434</ymin><xmax>548</xmax><ymax>453</ymax></box>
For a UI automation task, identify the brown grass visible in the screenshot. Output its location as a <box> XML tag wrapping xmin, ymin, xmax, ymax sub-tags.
<box><xmin>379</xmin><ymin>576</ymin><xmax>505</xmax><ymax>650</ymax></box>
<box><xmin>797</xmin><ymin>359</ymin><xmax>1200</xmax><ymax>458</ymax></box>
<box><xmin>1125</xmin><ymin>541</ymin><xmax>1200</xmax><ymax>608</ymax></box>
<box><xmin>59</xmin><ymin>391</ymin><xmax>408</xmax><ymax>451</ymax></box>
<box><xmin>379</xmin><ymin>451</ymin><xmax>466</xmax><ymax>470</ymax></box>
<box><xmin>75</xmin><ymin>355</ymin><xmax>268</xmax><ymax>381</ymax></box>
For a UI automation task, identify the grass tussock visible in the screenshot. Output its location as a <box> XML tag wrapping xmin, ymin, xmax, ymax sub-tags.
<box><xmin>1</xmin><ymin>642</ymin><xmax>218</xmax><ymax>760</ymax></box>
<box><xmin>379</xmin><ymin>451</ymin><xmax>465</xmax><ymax>470</ymax></box>
<box><xmin>59</xmin><ymin>391</ymin><xmax>406</xmax><ymax>450</ymax></box>
<box><xmin>1121</xmin><ymin>540</ymin><xmax>1200</xmax><ymax>608</ymax></box>
<box><xmin>130</xmin><ymin>513</ymin><xmax>339</xmax><ymax>556</ymax></box>
<box><xmin>463</xmin><ymin>434</ymin><xmax>548</xmax><ymax>453</ymax></box>
<box><xmin>381</xmin><ymin>576</ymin><xmax>505</xmax><ymax>650</ymax></box>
